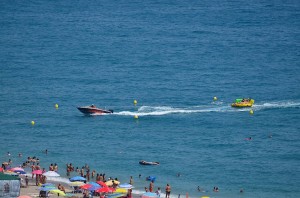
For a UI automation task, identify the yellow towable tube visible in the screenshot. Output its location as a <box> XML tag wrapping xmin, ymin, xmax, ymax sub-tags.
<box><xmin>231</xmin><ymin>98</ymin><xmax>254</xmax><ymax>107</ymax></box>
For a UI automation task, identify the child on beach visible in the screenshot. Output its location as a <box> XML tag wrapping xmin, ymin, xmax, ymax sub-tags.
<box><xmin>25</xmin><ymin>176</ymin><xmax>29</xmax><ymax>187</ymax></box>
<box><xmin>156</xmin><ymin>187</ymin><xmax>161</xmax><ymax>197</ymax></box>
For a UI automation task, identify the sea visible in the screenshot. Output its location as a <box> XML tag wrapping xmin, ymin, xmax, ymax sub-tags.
<box><xmin>0</xmin><ymin>1</ymin><xmax>299</xmax><ymax>198</ymax></box>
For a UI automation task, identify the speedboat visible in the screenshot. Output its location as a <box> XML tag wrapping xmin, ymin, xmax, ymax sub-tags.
<box><xmin>231</xmin><ymin>98</ymin><xmax>255</xmax><ymax>107</ymax></box>
<box><xmin>77</xmin><ymin>105</ymin><xmax>113</xmax><ymax>115</ymax></box>
<box><xmin>139</xmin><ymin>160</ymin><xmax>159</xmax><ymax>165</ymax></box>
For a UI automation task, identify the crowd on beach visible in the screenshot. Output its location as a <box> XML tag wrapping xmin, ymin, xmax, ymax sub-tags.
<box><xmin>1</xmin><ymin>151</ymin><xmax>160</xmax><ymax>198</ymax></box>
<box><xmin>1</xmin><ymin>150</ymin><xmax>247</xmax><ymax>198</ymax></box>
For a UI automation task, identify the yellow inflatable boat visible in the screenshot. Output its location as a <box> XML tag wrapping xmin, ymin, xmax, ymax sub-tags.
<box><xmin>231</xmin><ymin>98</ymin><xmax>254</xmax><ymax>107</ymax></box>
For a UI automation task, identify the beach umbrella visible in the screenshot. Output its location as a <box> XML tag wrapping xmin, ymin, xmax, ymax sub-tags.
<box><xmin>80</xmin><ymin>184</ymin><xmax>93</xmax><ymax>190</ymax></box>
<box><xmin>38</xmin><ymin>186</ymin><xmax>55</xmax><ymax>191</ymax></box>
<box><xmin>69</xmin><ymin>176</ymin><xmax>86</xmax><ymax>182</ymax></box>
<box><xmin>14</xmin><ymin>170</ymin><xmax>26</xmax><ymax>174</ymax></box>
<box><xmin>119</xmin><ymin>183</ymin><xmax>133</xmax><ymax>189</ymax></box>
<box><xmin>49</xmin><ymin>189</ymin><xmax>66</xmax><ymax>196</ymax></box>
<box><xmin>18</xmin><ymin>196</ymin><xmax>32</xmax><ymax>198</ymax></box>
<box><xmin>95</xmin><ymin>186</ymin><xmax>115</xmax><ymax>193</ymax></box>
<box><xmin>115</xmin><ymin>188</ymin><xmax>128</xmax><ymax>193</ymax></box>
<box><xmin>105</xmin><ymin>180</ymin><xmax>120</xmax><ymax>186</ymax></box>
<box><xmin>69</xmin><ymin>181</ymin><xmax>84</xmax><ymax>186</ymax></box>
<box><xmin>88</xmin><ymin>181</ymin><xmax>101</xmax><ymax>187</ymax></box>
<box><xmin>142</xmin><ymin>192</ymin><xmax>159</xmax><ymax>198</ymax></box>
<box><xmin>69</xmin><ymin>181</ymin><xmax>85</xmax><ymax>186</ymax></box>
<box><xmin>87</xmin><ymin>185</ymin><xmax>101</xmax><ymax>191</ymax></box>
<box><xmin>96</xmin><ymin>181</ymin><xmax>107</xmax><ymax>187</ymax></box>
<box><xmin>4</xmin><ymin>171</ymin><xmax>18</xmax><ymax>176</ymax></box>
<box><xmin>43</xmin><ymin>171</ymin><xmax>60</xmax><ymax>177</ymax></box>
<box><xmin>11</xmin><ymin>167</ymin><xmax>25</xmax><ymax>171</ymax></box>
<box><xmin>32</xmin><ymin>170</ymin><xmax>43</xmax><ymax>175</ymax></box>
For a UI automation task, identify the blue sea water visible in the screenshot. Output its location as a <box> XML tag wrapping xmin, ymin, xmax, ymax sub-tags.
<box><xmin>0</xmin><ymin>0</ymin><xmax>300</xmax><ymax>197</ymax></box>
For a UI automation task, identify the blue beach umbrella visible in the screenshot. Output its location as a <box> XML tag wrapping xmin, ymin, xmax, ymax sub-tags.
<box><xmin>42</xmin><ymin>183</ymin><xmax>56</xmax><ymax>187</ymax></box>
<box><xmin>70</xmin><ymin>176</ymin><xmax>86</xmax><ymax>182</ymax></box>
<box><xmin>38</xmin><ymin>186</ymin><xmax>55</xmax><ymax>191</ymax></box>
<box><xmin>87</xmin><ymin>185</ymin><xmax>101</xmax><ymax>191</ymax></box>
<box><xmin>88</xmin><ymin>181</ymin><xmax>100</xmax><ymax>187</ymax></box>
<box><xmin>119</xmin><ymin>183</ymin><xmax>133</xmax><ymax>189</ymax></box>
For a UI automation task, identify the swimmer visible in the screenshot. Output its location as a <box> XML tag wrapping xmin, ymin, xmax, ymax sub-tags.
<box><xmin>197</xmin><ymin>186</ymin><xmax>205</xmax><ymax>192</ymax></box>
<box><xmin>213</xmin><ymin>186</ymin><xmax>219</xmax><ymax>192</ymax></box>
<box><xmin>245</xmin><ymin>137</ymin><xmax>252</xmax><ymax>141</ymax></box>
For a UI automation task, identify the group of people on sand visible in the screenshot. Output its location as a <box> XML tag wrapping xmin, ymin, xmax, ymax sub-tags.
<box><xmin>144</xmin><ymin>182</ymin><xmax>170</xmax><ymax>198</ymax></box>
<box><xmin>3</xmin><ymin>152</ymin><xmax>175</xmax><ymax>198</ymax></box>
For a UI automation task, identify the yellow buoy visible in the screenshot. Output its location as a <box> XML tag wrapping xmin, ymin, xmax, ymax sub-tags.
<box><xmin>55</xmin><ymin>104</ymin><xmax>59</xmax><ymax>109</ymax></box>
<box><xmin>134</xmin><ymin>115</ymin><xmax>139</xmax><ymax>119</ymax></box>
<box><xmin>213</xmin><ymin>96</ymin><xmax>217</xmax><ymax>101</ymax></box>
<box><xmin>134</xmin><ymin>100</ymin><xmax>138</xmax><ymax>105</ymax></box>
<box><xmin>31</xmin><ymin>121</ymin><xmax>35</xmax><ymax>125</ymax></box>
<box><xmin>250</xmin><ymin>109</ymin><xmax>254</xmax><ymax>114</ymax></box>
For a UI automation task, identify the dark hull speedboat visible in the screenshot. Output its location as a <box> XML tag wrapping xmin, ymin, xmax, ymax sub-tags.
<box><xmin>77</xmin><ymin>105</ymin><xmax>113</xmax><ymax>115</ymax></box>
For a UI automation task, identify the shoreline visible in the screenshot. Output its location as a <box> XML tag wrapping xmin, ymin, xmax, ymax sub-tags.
<box><xmin>20</xmin><ymin>174</ymin><xmax>150</xmax><ymax>198</ymax></box>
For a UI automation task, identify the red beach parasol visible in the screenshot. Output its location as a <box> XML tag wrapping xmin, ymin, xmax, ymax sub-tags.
<box><xmin>96</xmin><ymin>181</ymin><xmax>108</xmax><ymax>187</ymax></box>
<box><xmin>95</xmin><ymin>187</ymin><xmax>115</xmax><ymax>193</ymax></box>
<box><xmin>80</xmin><ymin>184</ymin><xmax>93</xmax><ymax>190</ymax></box>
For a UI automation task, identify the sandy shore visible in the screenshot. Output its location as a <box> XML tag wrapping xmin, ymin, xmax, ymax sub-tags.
<box><xmin>19</xmin><ymin>177</ymin><xmax>140</xmax><ymax>198</ymax></box>
<box><xmin>19</xmin><ymin>178</ymin><xmax>80</xmax><ymax>198</ymax></box>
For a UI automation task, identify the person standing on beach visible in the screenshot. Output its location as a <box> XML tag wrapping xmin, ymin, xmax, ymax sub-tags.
<box><xmin>129</xmin><ymin>176</ymin><xmax>134</xmax><ymax>185</ymax></box>
<box><xmin>80</xmin><ymin>167</ymin><xmax>84</xmax><ymax>177</ymax></box>
<box><xmin>25</xmin><ymin>176</ymin><xmax>29</xmax><ymax>187</ymax></box>
<box><xmin>155</xmin><ymin>187</ymin><xmax>161</xmax><ymax>197</ymax></box>
<box><xmin>54</xmin><ymin>163</ymin><xmax>58</xmax><ymax>172</ymax></box>
<box><xmin>86</xmin><ymin>169</ymin><xmax>90</xmax><ymax>181</ymax></box>
<box><xmin>165</xmin><ymin>184</ymin><xmax>171</xmax><ymax>198</ymax></box>
<box><xmin>92</xmin><ymin>170</ymin><xmax>96</xmax><ymax>178</ymax></box>
<box><xmin>49</xmin><ymin>163</ymin><xmax>53</xmax><ymax>171</ymax></box>
<box><xmin>149</xmin><ymin>181</ymin><xmax>154</xmax><ymax>192</ymax></box>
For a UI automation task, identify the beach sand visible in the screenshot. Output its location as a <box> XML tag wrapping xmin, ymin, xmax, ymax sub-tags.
<box><xmin>19</xmin><ymin>177</ymin><xmax>140</xmax><ymax>198</ymax></box>
<box><xmin>19</xmin><ymin>178</ymin><xmax>80</xmax><ymax>198</ymax></box>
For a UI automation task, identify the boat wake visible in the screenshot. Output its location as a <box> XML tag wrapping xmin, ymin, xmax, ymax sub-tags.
<box><xmin>113</xmin><ymin>100</ymin><xmax>300</xmax><ymax>117</ymax></box>
<box><xmin>252</xmin><ymin>100</ymin><xmax>300</xmax><ymax>111</ymax></box>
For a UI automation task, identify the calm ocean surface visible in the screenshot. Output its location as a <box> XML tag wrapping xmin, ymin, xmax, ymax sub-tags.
<box><xmin>1</xmin><ymin>1</ymin><xmax>299</xmax><ymax>197</ymax></box>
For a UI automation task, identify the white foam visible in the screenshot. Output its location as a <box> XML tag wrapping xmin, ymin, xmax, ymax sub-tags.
<box><xmin>253</xmin><ymin>100</ymin><xmax>300</xmax><ymax>111</ymax></box>
<box><xmin>111</xmin><ymin>100</ymin><xmax>300</xmax><ymax>117</ymax></box>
